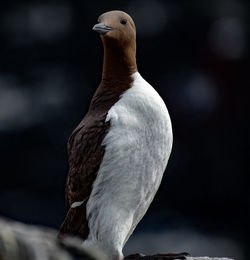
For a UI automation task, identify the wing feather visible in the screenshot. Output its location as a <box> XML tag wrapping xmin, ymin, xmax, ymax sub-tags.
<box><xmin>59</xmin><ymin>114</ymin><xmax>110</xmax><ymax>239</ymax></box>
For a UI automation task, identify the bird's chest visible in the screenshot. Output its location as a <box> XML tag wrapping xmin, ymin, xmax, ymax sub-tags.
<box><xmin>102</xmin><ymin>75</ymin><xmax>173</xmax><ymax>208</ymax></box>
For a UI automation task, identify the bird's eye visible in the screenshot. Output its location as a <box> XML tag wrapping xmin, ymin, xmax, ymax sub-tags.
<box><xmin>120</xmin><ymin>19</ymin><xmax>127</xmax><ymax>25</ymax></box>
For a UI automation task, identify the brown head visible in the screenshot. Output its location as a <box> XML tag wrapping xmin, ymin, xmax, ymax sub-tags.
<box><xmin>93</xmin><ymin>10</ymin><xmax>137</xmax><ymax>79</ymax></box>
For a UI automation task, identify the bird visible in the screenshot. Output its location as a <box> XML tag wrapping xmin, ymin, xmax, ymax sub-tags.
<box><xmin>59</xmin><ymin>10</ymin><xmax>186</xmax><ymax>260</ymax></box>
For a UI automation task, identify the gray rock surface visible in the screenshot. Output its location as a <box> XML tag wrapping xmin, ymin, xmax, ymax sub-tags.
<box><xmin>0</xmin><ymin>217</ymin><xmax>107</xmax><ymax>260</ymax></box>
<box><xmin>0</xmin><ymin>217</ymin><xmax>235</xmax><ymax>260</ymax></box>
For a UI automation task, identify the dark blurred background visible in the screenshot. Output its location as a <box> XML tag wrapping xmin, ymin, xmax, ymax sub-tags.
<box><xmin>0</xmin><ymin>0</ymin><xmax>248</xmax><ymax>259</ymax></box>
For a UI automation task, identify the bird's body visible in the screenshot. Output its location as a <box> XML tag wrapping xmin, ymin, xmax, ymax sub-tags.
<box><xmin>85</xmin><ymin>72</ymin><xmax>172</xmax><ymax>259</ymax></box>
<box><xmin>59</xmin><ymin>10</ymin><xmax>173</xmax><ymax>260</ymax></box>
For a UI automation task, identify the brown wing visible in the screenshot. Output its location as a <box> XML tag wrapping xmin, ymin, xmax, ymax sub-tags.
<box><xmin>58</xmin><ymin>76</ymin><xmax>133</xmax><ymax>239</ymax></box>
<box><xmin>58</xmin><ymin>112</ymin><xmax>110</xmax><ymax>239</ymax></box>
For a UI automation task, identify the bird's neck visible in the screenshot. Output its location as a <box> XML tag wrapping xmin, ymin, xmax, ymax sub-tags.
<box><xmin>89</xmin><ymin>43</ymin><xmax>137</xmax><ymax>113</ymax></box>
<box><xmin>102</xmin><ymin>44</ymin><xmax>137</xmax><ymax>83</ymax></box>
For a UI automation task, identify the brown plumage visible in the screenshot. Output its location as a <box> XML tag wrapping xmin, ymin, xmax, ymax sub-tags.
<box><xmin>59</xmin><ymin>10</ymin><xmax>188</xmax><ymax>260</ymax></box>
<box><xmin>59</xmin><ymin>10</ymin><xmax>137</xmax><ymax>240</ymax></box>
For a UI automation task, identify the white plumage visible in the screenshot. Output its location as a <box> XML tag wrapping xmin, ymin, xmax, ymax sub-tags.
<box><xmin>84</xmin><ymin>72</ymin><xmax>173</xmax><ymax>259</ymax></box>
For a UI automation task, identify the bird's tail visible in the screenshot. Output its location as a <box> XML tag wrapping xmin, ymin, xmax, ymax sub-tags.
<box><xmin>58</xmin><ymin>200</ymin><xmax>89</xmax><ymax>240</ymax></box>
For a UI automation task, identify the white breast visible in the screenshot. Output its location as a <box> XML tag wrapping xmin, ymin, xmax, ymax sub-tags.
<box><xmin>84</xmin><ymin>72</ymin><xmax>173</xmax><ymax>260</ymax></box>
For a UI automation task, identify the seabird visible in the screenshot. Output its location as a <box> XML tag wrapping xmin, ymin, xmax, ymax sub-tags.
<box><xmin>59</xmin><ymin>10</ymin><xmax>186</xmax><ymax>260</ymax></box>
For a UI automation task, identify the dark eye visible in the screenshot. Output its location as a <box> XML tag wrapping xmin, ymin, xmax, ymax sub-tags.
<box><xmin>120</xmin><ymin>19</ymin><xmax>127</xmax><ymax>25</ymax></box>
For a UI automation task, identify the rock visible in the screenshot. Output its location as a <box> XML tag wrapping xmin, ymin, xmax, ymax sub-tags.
<box><xmin>0</xmin><ymin>216</ymin><xmax>107</xmax><ymax>260</ymax></box>
<box><xmin>0</xmin><ymin>217</ymin><xmax>235</xmax><ymax>260</ymax></box>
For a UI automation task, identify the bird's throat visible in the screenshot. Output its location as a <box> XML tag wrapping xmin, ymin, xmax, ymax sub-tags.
<box><xmin>102</xmin><ymin>44</ymin><xmax>137</xmax><ymax>82</ymax></box>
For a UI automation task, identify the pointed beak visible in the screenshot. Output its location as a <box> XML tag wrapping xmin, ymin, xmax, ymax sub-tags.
<box><xmin>92</xmin><ymin>22</ymin><xmax>112</xmax><ymax>35</ymax></box>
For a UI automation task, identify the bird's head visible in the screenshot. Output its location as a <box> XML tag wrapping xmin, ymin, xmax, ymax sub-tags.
<box><xmin>93</xmin><ymin>10</ymin><xmax>136</xmax><ymax>51</ymax></box>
